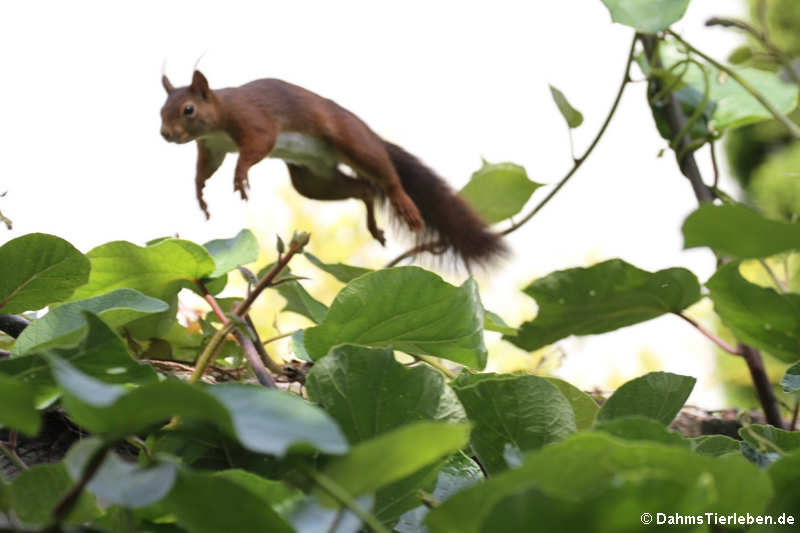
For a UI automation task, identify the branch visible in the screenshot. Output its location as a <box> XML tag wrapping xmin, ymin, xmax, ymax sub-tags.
<box><xmin>50</xmin><ymin>442</ymin><xmax>111</xmax><ymax>525</ymax></box>
<box><xmin>674</xmin><ymin>312</ymin><xmax>742</xmax><ymax>356</ymax></box>
<box><xmin>189</xmin><ymin>232</ymin><xmax>308</xmax><ymax>385</ymax></box>
<box><xmin>501</xmin><ymin>32</ymin><xmax>638</xmax><ymax>236</ymax></box>
<box><xmin>666</xmin><ymin>29</ymin><xmax>800</xmax><ymax>140</ymax></box>
<box><xmin>0</xmin><ymin>314</ymin><xmax>29</xmax><ymax>338</ymax></box>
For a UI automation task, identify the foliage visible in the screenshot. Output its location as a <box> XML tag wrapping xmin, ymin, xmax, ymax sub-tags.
<box><xmin>3</xmin><ymin>1</ymin><xmax>800</xmax><ymax>531</ymax></box>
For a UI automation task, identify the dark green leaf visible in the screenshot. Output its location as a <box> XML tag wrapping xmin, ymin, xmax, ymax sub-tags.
<box><xmin>65</xmin><ymin>437</ymin><xmax>177</xmax><ymax>508</ymax></box>
<box><xmin>766</xmin><ymin>450</ymin><xmax>800</xmax><ymax>515</ymax></box>
<box><xmin>782</xmin><ymin>362</ymin><xmax>800</xmax><ymax>393</ymax></box>
<box><xmin>12</xmin><ymin>289</ymin><xmax>168</xmax><ymax>355</ymax></box>
<box><xmin>0</xmin><ymin>314</ymin><xmax>158</xmax><ymax>407</ymax></box>
<box><xmin>508</xmin><ymin>259</ymin><xmax>701</xmax><ymax>351</ymax></box>
<box><xmin>306</xmin><ymin>345</ymin><xmax>466</xmax><ymax>525</ymax></box>
<box><xmin>594</xmin><ymin>416</ymin><xmax>688</xmax><ymax>447</ymax></box>
<box><xmin>426</xmin><ymin>433</ymin><xmax>772</xmax><ymax>533</ymax></box>
<box><xmin>0</xmin><ymin>233</ymin><xmax>90</xmax><ymax>314</ymax></box>
<box><xmin>600</xmin><ymin>0</ymin><xmax>689</xmax><ymax>32</ymax></box>
<box><xmin>683</xmin><ymin>203</ymin><xmax>800</xmax><ymax>258</ymax></box>
<box><xmin>9</xmin><ymin>463</ymin><xmax>102</xmax><ymax>526</ymax></box>
<box><xmin>451</xmin><ymin>372</ymin><xmax>575</xmax><ymax>475</ymax></box>
<box><xmin>543</xmin><ymin>377</ymin><xmax>598</xmax><ymax>431</ymax></box>
<box><xmin>306</xmin><ymin>345</ymin><xmax>466</xmax><ymax>443</ymax></box>
<box><xmin>0</xmin><ymin>373</ymin><xmax>41</xmax><ymax>435</ymax></box>
<box><xmin>165</xmin><ymin>469</ymin><xmax>294</xmax><ymax>533</ymax></box>
<box><xmin>459</xmin><ymin>161</ymin><xmax>542</xmax><ymax>224</ymax></box>
<box><xmin>320</xmin><ymin>421</ymin><xmax>470</xmax><ymax>502</ymax></box>
<box><xmin>690</xmin><ymin>435</ymin><xmax>742</xmax><ymax>457</ymax></box>
<box><xmin>206</xmin><ymin>383</ymin><xmax>349</xmax><ymax>456</ymax></box>
<box><xmin>596</xmin><ymin>371</ymin><xmax>695</xmax><ymax>425</ymax></box>
<box><xmin>707</xmin><ymin>262</ymin><xmax>800</xmax><ymax>362</ymax></box>
<box><xmin>549</xmin><ymin>85</ymin><xmax>583</xmax><ymax>128</ymax></box>
<box><xmin>275</xmin><ymin>279</ymin><xmax>328</xmax><ymax>323</ymax></box>
<box><xmin>305</xmin><ymin>267</ymin><xmax>487</xmax><ymax>368</ymax></box>
<box><xmin>50</xmin><ymin>356</ymin><xmax>347</xmax><ymax>455</ymax></box>
<box><xmin>740</xmin><ymin>424</ymin><xmax>800</xmax><ymax>454</ymax></box>
<box><xmin>303</xmin><ymin>252</ymin><xmax>372</xmax><ymax>283</ymax></box>
<box><xmin>395</xmin><ymin>453</ymin><xmax>483</xmax><ymax>533</ymax></box>
<box><xmin>203</xmin><ymin>229</ymin><xmax>259</xmax><ymax>279</ymax></box>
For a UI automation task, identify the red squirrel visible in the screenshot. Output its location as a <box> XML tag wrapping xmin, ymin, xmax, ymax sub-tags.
<box><xmin>160</xmin><ymin>70</ymin><xmax>506</xmax><ymax>265</ymax></box>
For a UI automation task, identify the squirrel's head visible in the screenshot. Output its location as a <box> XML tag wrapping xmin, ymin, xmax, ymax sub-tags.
<box><xmin>160</xmin><ymin>70</ymin><xmax>221</xmax><ymax>144</ymax></box>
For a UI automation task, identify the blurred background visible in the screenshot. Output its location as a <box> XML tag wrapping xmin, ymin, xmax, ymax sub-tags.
<box><xmin>1</xmin><ymin>1</ymin><xmax>796</xmax><ymax>409</ymax></box>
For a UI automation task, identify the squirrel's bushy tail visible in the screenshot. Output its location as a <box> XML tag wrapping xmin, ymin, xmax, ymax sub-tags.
<box><xmin>383</xmin><ymin>141</ymin><xmax>507</xmax><ymax>266</ymax></box>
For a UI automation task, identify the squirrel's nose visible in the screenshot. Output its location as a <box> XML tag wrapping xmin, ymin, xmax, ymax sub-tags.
<box><xmin>160</xmin><ymin>129</ymin><xmax>171</xmax><ymax>141</ymax></box>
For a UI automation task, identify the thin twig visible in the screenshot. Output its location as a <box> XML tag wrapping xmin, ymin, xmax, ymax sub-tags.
<box><xmin>386</xmin><ymin>240</ymin><xmax>446</xmax><ymax>268</ymax></box>
<box><xmin>0</xmin><ymin>437</ymin><xmax>28</xmax><ymax>473</ymax></box>
<box><xmin>758</xmin><ymin>258</ymin><xmax>787</xmax><ymax>293</ymax></box>
<box><xmin>710</xmin><ymin>141</ymin><xmax>721</xmax><ymax>189</ymax></box>
<box><xmin>667</xmin><ymin>29</ymin><xmax>800</xmax><ymax>139</ymax></box>
<box><xmin>674</xmin><ymin>312</ymin><xmax>743</xmax><ymax>356</ymax></box>
<box><xmin>501</xmin><ymin>33</ymin><xmax>638</xmax><ymax>236</ymax></box>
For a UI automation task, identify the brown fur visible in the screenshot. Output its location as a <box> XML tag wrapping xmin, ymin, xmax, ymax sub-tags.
<box><xmin>160</xmin><ymin>70</ymin><xmax>506</xmax><ymax>265</ymax></box>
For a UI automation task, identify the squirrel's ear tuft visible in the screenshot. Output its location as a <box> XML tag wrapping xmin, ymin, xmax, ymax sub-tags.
<box><xmin>162</xmin><ymin>74</ymin><xmax>175</xmax><ymax>94</ymax></box>
<box><xmin>191</xmin><ymin>70</ymin><xmax>211</xmax><ymax>100</ymax></box>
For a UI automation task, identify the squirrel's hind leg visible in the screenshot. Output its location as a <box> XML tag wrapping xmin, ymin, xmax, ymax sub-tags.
<box><xmin>286</xmin><ymin>163</ymin><xmax>386</xmax><ymax>246</ymax></box>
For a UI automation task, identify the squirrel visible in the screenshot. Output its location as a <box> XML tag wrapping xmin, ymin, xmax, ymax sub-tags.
<box><xmin>160</xmin><ymin>70</ymin><xmax>506</xmax><ymax>265</ymax></box>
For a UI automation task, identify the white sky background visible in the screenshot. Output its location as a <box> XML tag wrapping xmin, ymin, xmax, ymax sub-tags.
<box><xmin>2</xmin><ymin>1</ymin><xmax>748</xmax><ymax>406</ymax></box>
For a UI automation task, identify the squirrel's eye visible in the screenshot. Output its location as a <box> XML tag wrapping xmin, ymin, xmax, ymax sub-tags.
<box><xmin>183</xmin><ymin>104</ymin><xmax>195</xmax><ymax>117</ymax></box>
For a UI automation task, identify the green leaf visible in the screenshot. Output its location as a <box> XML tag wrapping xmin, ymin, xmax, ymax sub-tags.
<box><xmin>320</xmin><ymin>421</ymin><xmax>471</xmax><ymax>502</ymax></box>
<box><xmin>303</xmin><ymin>252</ymin><xmax>372</xmax><ymax>283</ymax></box>
<box><xmin>65</xmin><ymin>437</ymin><xmax>178</xmax><ymax>508</ymax></box>
<box><xmin>275</xmin><ymin>278</ymin><xmax>328</xmax><ymax>323</ymax></box>
<box><xmin>728</xmin><ymin>45</ymin><xmax>753</xmax><ymax>65</ymax></box>
<box><xmin>459</xmin><ymin>161</ymin><xmax>542</xmax><ymax>224</ymax></box>
<box><xmin>0</xmin><ymin>314</ymin><xmax>158</xmax><ymax>406</ymax></box>
<box><xmin>594</xmin><ymin>416</ymin><xmax>689</xmax><ymax>447</ymax></box>
<box><xmin>508</xmin><ymin>259</ymin><xmax>701</xmax><ymax>351</ymax></box>
<box><xmin>72</xmin><ymin>238</ymin><xmax>215</xmax><ymax>299</ymax></box>
<box><xmin>10</xmin><ymin>463</ymin><xmax>102</xmax><ymax>526</ymax></box>
<box><xmin>451</xmin><ymin>373</ymin><xmax>575</xmax><ymax>475</ymax></box>
<box><xmin>659</xmin><ymin>41</ymin><xmax>799</xmax><ymax>130</ymax></box>
<box><xmin>549</xmin><ymin>85</ymin><xmax>583</xmax><ymax>128</ymax></box>
<box><xmin>766</xmin><ymin>450</ymin><xmax>800</xmax><ymax>514</ymax></box>
<box><xmin>306</xmin><ymin>345</ymin><xmax>466</xmax><ymax>525</ymax></box>
<box><xmin>12</xmin><ymin>289</ymin><xmax>168</xmax><ymax>355</ymax></box>
<box><xmin>707</xmin><ymin>262</ymin><xmax>800</xmax><ymax>362</ymax></box>
<box><xmin>50</xmin><ymin>356</ymin><xmax>348</xmax><ymax>455</ymax></box>
<box><xmin>596</xmin><ymin>371</ymin><xmax>695</xmax><ymax>425</ymax></box>
<box><xmin>0</xmin><ymin>233</ymin><xmax>90</xmax><ymax>314</ymax></box>
<box><xmin>203</xmin><ymin>229</ymin><xmax>259</xmax><ymax>279</ymax></box>
<box><xmin>305</xmin><ymin>267</ymin><xmax>487</xmax><ymax>368</ymax></box>
<box><xmin>600</xmin><ymin>0</ymin><xmax>689</xmax><ymax>33</ymax></box>
<box><xmin>740</xmin><ymin>424</ymin><xmax>800</xmax><ymax>454</ymax></box>
<box><xmin>395</xmin><ymin>453</ymin><xmax>483</xmax><ymax>533</ymax></box>
<box><xmin>0</xmin><ymin>373</ymin><xmax>41</xmax><ymax>435</ymax></box>
<box><xmin>543</xmin><ymin>377</ymin><xmax>599</xmax><ymax>431</ymax></box>
<box><xmin>426</xmin><ymin>433</ymin><xmax>772</xmax><ymax>533</ymax></box>
<box><xmin>206</xmin><ymin>383</ymin><xmax>349</xmax><ymax>456</ymax></box>
<box><xmin>683</xmin><ymin>203</ymin><xmax>800</xmax><ymax>258</ymax></box>
<box><xmin>782</xmin><ymin>362</ymin><xmax>800</xmax><ymax>393</ymax></box>
<box><xmin>307</xmin><ymin>345</ymin><xmax>466</xmax><ymax>443</ymax></box>
<box><xmin>689</xmin><ymin>435</ymin><xmax>742</xmax><ymax>457</ymax></box>
<box><xmin>483</xmin><ymin>310</ymin><xmax>517</xmax><ymax>336</ymax></box>
<box><xmin>165</xmin><ymin>469</ymin><xmax>294</xmax><ymax>533</ymax></box>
